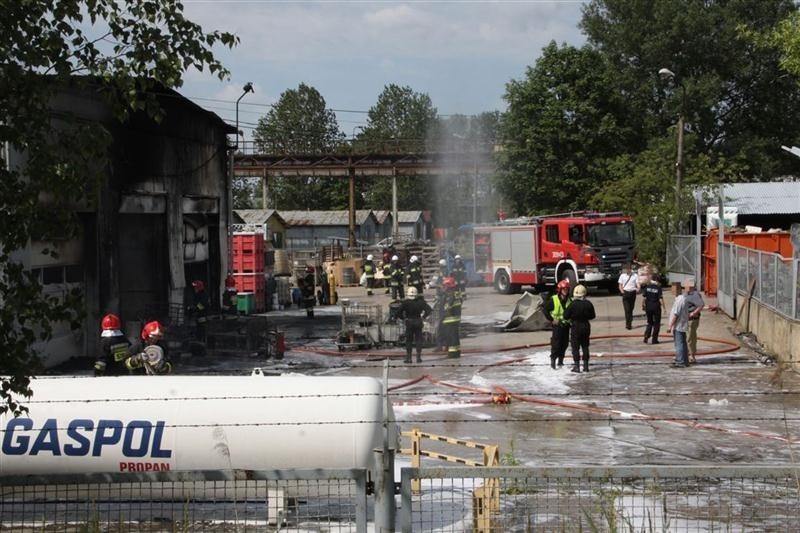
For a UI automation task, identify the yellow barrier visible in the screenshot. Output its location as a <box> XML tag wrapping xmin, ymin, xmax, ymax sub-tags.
<box><xmin>400</xmin><ymin>428</ymin><xmax>500</xmax><ymax>532</ymax></box>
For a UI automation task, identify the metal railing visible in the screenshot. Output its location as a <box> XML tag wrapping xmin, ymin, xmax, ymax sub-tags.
<box><xmin>5</xmin><ymin>465</ymin><xmax>800</xmax><ymax>531</ymax></box>
<box><xmin>0</xmin><ymin>468</ymin><xmax>368</xmax><ymax>532</ymax></box>
<box><xmin>723</xmin><ymin>241</ymin><xmax>799</xmax><ymax>320</ymax></box>
<box><xmin>399</xmin><ymin>465</ymin><xmax>800</xmax><ymax>532</ymax></box>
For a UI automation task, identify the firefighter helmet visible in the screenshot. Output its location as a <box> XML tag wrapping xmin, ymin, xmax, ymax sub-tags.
<box><xmin>141</xmin><ymin>320</ymin><xmax>164</xmax><ymax>341</ymax></box>
<box><xmin>391</xmin><ymin>255</ymin><xmax>399</xmax><ymax>261</ymax></box>
<box><xmin>438</xmin><ymin>259</ymin><xmax>447</xmax><ymax>266</ymax></box>
<box><xmin>101</xmin><ymin>313</ymin><xmax>121</xmax><ymax>331</ymax></box>
<box><xmin>557</xmin><ymin>279</ymin><xmax>571</xmax><ymax>290</ymax></box>
<box><xmin>410</xmin><ymin>255</ymin><xmax>418</xmax><ymax>263</ymax></box>
<box><xmin>225</xmin><ymin>275</ymin><xmax>236</xmax><ymax>289</ymax></box>
<box><xmin>442</xmin><ymin>276</ymin><xmax>457</xmax><ymax>290</ymax></box>
<box><xmin>573</xmin><ymin>284</ymin><xmax>587</xmax><ymax>298</ymax></box>
<box><xmin>191</xmin><ymin>280</ymin><xmax>205</xmax><ymax>291</ymax></box>
<box><xmin>406</xmin><ymin>286</ymin><xmax>418</xmax><ymax>299</ymax></box>
<box><xmin>366</xmin><ymin>254</ymin><xmax>373</xmax><ymax>261</ymax></box>
<box><xmin>455</xmin><ymin>254</ymin><xmax>462</xmax><ymax>260</ymax></box>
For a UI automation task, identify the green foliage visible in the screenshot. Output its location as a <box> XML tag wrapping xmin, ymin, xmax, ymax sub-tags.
<box><xmin>496</xmin><ymin>42</ymin><xmax>640</xmax><ymax>216</ymax></box>
<box><xmin>592</xmin><ymin>135</ymin><xmax>746</xmax><ymax>270</ymax></box>
<box><xmin>358</xmin><ymin>85</ymin><xmax>439</xmax><ymax>210</ymax></box>
<box><xmin>0</xmin><ymin>0</ymin><xmax>236</xmax><ymax>414</ymax></box>
<box><xmin>252</xmin><ymin>83</ymin><xmax>347</xmax><ymax>209</ymax></box>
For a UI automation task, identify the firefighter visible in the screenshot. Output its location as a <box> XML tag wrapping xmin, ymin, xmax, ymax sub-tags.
<box><xmin>544</xmin><ymin>279</ymin><xmax>572</xmax><ymax>369</ymax></box>
<box><xmin>452</xmin><ymin>255</ymin><xmax>467</xmax><ymax>298</ymax></box>
<box><xmin>301</xmin><ymin>266</ymin><xmax>316</xmax><ymax>318</ymax></box>
<box><xmin>441</xmin><ymin>276</ymin><xmax>462</xmax><ymax>358</ymax></box>
<box><xmin>94</xmin><ymin>313</ymin><xmax>133</xmax><ymax>376</ymax></box>
<box><xmin>222</xmin><ymin>275</ymin><xmax>238</xmax><ymax>316</ymax></box>
<box><xmin>125</xmin><ymin>321</ymin><xmax>172</xmax><ymax>375</ymax></box>
<box><xmin>407</xmin><ymin>255</ymin><xmax>423</xmax><ymax>294</ymax></box>
<box><xmin>363</xmin><ymin>254</ymin><xmax>376</xmax><ymax>296</ymax></box>
<box><xmin>390</xmin><ymin>255</ymin><xmax>405</xmax><ymax>300</ymax></box>
<box><xmin>427</xmin><ymin>275</ymin><xmax>446</xmax><ymax>351</ymax></box>
<box><xmin>398</xmin><ymin>286</ymin><xmax>432</xmax><ymax>364</ymax></box>
<box><xmin>563</xmin><ymin>284</ymin><xmax>596</xmax><ymax>372</ymax></box>
<box><xmin>187</xmin><ymin>279</ymin><xmax>209</xmax><ymax>341</ymax></box>
<box><xmin>438</xmin><ymin>258</ymin><xmax>449</xmax><ymax>278</ymax></box>
<box><xmin>382</xmin><ymin>261</ymin><xmax>392</xmax><ymax>294</ymax></box>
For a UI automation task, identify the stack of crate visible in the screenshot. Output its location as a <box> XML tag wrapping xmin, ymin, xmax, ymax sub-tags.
<box><xmin>232</xmin><ymin>233</ymin><xmax>266</xmax><ymax>313</ymax></box>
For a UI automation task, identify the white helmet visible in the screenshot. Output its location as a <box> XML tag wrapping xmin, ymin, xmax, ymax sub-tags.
<box><xmin>406</xmin><ymin>286</ymin><xmax>418</xmax><ymax>299</ymax></box>
<box><xmin>366</xmin><ymin>254</ymin><xmax>373</xmax><ymax>261</ymax></box>
<box><xmin>410</xmin><ymin>255</ymin><xmax>418</xmax><ymax>263</ymax></box>
<box><xmin>455</xmin><ymin>254</ymin><xmax>462</xmax><ymax>260</ymax></box>
<box><xmin>573</xmin><ymin>284</ymin><xmax>587</xmax><ymax>298</ymax></box>
<box><xmin>438</xmin><ymin>259</ymin><xmax>446</xmax><ymax>266</ymax></box>
<box><xmin>391</xmin><ymin>255</ymin><xmax>399</xmax><ymax>261</ymax></box>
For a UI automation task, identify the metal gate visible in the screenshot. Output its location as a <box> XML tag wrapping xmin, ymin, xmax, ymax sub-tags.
<box><xmin>717</xmin><ymin>241</ymin><xmax>736</xmax><ymax>317</ymax></box>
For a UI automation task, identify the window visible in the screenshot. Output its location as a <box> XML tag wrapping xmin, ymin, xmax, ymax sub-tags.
<box><xmin>545</xmin><ymin>225</ymin><xmax>560</xmax><ymax>243</ymax></box>
<box><xmin>569</xmin><ymin>225</ymin><xmax>584</xmax><ymax>244</ymax></box>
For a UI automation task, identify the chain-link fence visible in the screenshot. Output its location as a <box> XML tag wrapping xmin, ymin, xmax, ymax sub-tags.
<box><xmin>0</xmin><ymin>469</ymin><xmax>367</xmax><ymax>532</ymax></box>
<box><xmin>399</xmin><ymin>465</ymin><xmax>800</xmax><ymax>532</ymax></box>
<box><xmin>725</xmin><ymin>242</ymin><xmax>799</xmax><ymax>320</ymax></box>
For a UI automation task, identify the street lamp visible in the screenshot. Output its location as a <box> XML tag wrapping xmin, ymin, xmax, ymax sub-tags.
<box><xmin>658</xmin><ymin>68</ymin><xmax>686</xmax><ymax>216</ymax></box>
<box><xmin>228</xmin><ymin>82</ymin><xmax>254</xmax><ymax>279</ymax></box>
<box><xmin>235</xmin><ymin>82</ymin><xmax>254</xmax><ymax>150</ymax></box>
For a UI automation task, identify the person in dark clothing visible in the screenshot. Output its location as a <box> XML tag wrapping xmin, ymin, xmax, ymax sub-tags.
<box><xmin>563</xmin><ymin>284</ymin><xmax>596</xmax><ymax>372</ymax></box>
<box><xmin>389</xmin><ymin>255</ymin><xmax>405</xmax><ymax>300</ymax></box>
<box><xmin>398</xmin><ymin>286</ymin><xmax>432</xmax><ymax>364</ymax></box>
<box><xmin>451</xmin><ymin>255</ymin><xmax>467</xmax><ymax>298</ymax></box>
<box><xmin>222</xmin><ymin>275</ymin><xmax>238</xmax><ymax>315</ymax></box>
<box><xmin>641</xmin><ymin>274</ymin><xmax>665</xmax><ymax>344</ymax></box>
<box><xmin>441</xmin><ymin>276</ymin><xmax>462</xmax><ymax>358</ymax></box>
<box><xmin>125</xmin><ymin>320</ymin><xmax>172</xmax><ymax>375</ymax></box>
<box><xmin>187</xmin><ymin>280</ymin><xmax>210</xmax><ymax>341</ymax></box>
<box><xmin>363</xmin><ymin>254</ymin><xmax>376</xmax><ymax>296</ymax></box>
<box><xmin>94</xmin><ymin>313</ymin><xmax>133</xmax><ymax>376</ymax></box>
<box><xmin>543</xmin><ymin>279</ymin><xmax>572</xmax><ymax>369</ymax></box>
<box><xmin>428</xmin><ymin>275</ymin><xmax>446</xmax><ymax>351</ymax></box>
<box><xmin>301</xmin><ymin>266</ymin><xmax>316</xmax><ymax>318</ymax></box>
<box><xmin>407</xmin><ymin>255</ymin><xmax>423</xmax><ymax>294</ymax></box>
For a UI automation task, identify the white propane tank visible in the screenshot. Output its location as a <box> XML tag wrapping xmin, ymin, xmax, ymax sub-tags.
<box><xmin>0</xmin><ymin>375</ymin><xmax>396</xmax><ymax>476</ymax></box>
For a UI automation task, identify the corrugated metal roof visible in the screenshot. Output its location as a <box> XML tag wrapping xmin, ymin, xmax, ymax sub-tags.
<box><xmin>234</xmin><ymin>209</ymin><xmax>285</xmax><ymax>225</ymax></box>
<box><xmin>373</xmin><ymin>210</ymin><xmax>391</xmax><ymax>223</ymax></box>
<box><xmin>278</xmin><ymin>210</ymin><xmax>375</xmax><ymax>226</ymax></box>
<box><xmin>397</xmin><ymin>211</ymin><xmax>423</xmax><ymax>223</ymax></box>
<box><xmin>717</xmin><ymin>182</ymin><xmax>800</xmax><ymax>215</ymax></box>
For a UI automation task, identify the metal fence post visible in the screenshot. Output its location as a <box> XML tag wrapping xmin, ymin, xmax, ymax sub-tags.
<box><xmin>374</xmin><ymin>360</ymin><xmax>396</xmax><ymax>532</ymax></box>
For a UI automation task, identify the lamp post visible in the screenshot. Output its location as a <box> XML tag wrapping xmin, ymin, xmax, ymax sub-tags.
<box><xmin>228</xmin><ymin>82</ymin><xmax>254</xmax><ymax>277</ymax></box>
<box><xmin>658</xmin><ymin>68</ymin><xmax>686</xmax><ymax>216</ymax></box>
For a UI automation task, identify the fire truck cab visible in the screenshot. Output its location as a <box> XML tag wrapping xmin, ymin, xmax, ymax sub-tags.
<box><xmin>473</xmin><ymin>212</ymin><xmax>635</xmax><ymax>294</ymax></box>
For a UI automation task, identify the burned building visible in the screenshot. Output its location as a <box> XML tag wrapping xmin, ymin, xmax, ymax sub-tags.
<box><xmin>8</xmin><ymin>82</ymin><xmax>235</xmax><ymax>367</ymax></box>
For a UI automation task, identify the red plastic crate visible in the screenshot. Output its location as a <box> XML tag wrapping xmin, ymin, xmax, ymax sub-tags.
<box><xmin>233</xmin><ymin>253</ymin><xmax>265</xmax><ymax>273</ymax></box>
<box><xmin>234</xmin><ymin>273</ymin><xmax>265</xmax><ymax>293</ymax></box>
<box><xmin>233</xmin><ymin>234</ymin><xmax>265</xmax><ymax>254</ymax></box>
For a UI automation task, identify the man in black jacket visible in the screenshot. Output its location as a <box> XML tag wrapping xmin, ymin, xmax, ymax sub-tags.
<box><xmin>398</xmin><ymin>286</ymin><xmax>432</xmax><ymax>364</ymax></box>
<box><xmin>564</xmin><ymin>284</ymin><xmax>596</xmax><ymax>372</ymax></box>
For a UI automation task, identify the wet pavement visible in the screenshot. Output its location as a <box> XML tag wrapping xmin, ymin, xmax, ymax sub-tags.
<box><xmin>54</xmin><ymin>284</ymin><xmax>800</xmax><ymax>467</ymax></box>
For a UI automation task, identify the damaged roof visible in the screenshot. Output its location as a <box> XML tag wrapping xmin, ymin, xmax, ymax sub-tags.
<box><xmin>716</xmin><ymin>182</ymin><xmax>800</xmax><ymax>215</ymax></box>
<box><xmin>279</xmin><ymin>210</ymin><xmax>376</xmax><ymax>226</ymax></box>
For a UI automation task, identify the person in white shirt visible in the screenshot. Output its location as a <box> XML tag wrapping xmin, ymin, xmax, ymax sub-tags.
<box><xmin>683</xmin><ymin>277</ymin><xmax>705</xmax><ymax>363</ymax></box>
<box><xmin>617</xmin><ymin>263</ymin><xmax>639</xmax><ymax>330</ymax></box>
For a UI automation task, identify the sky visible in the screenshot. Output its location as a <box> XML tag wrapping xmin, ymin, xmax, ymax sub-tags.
<box><xmin>180</xmin><ymin>1</ymin><xmax>587</xmax><ymax>138</ymax></box>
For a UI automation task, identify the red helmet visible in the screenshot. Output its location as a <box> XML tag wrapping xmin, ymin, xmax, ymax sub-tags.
<box><xmin>225</xmin><ymin>275</ymin><xmax>236</xmax><ymax>289</ymax></box>
<box><xmin>557</xmin><ymin>279</ymin><xmax>571</xmax><ymax>290</ymax></box>
<box><xmin>191</xmin><ymin>280</ymin><xmax>205</xmax><ymax>291</ymax></box>
<box><xmin>101</xmin><ymin>313</ymin><xmax>121</xmax><ymax>331</ymax></box>
<box><xmin>442</xmin><ymin>276</ymin><xmax>457</xmax><ymax>290</ymax></box>
<box><xmin>141</xmin><ymin>320</ymin><xmax>164</xmax><ymax>341</ymax></box>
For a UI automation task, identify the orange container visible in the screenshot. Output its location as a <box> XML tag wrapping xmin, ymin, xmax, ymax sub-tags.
<box><xmin>233</xmin><ymin>253</ymin><xmax>265</xmax><ymax>273</ymax></box>
<box><xmin>703</xmin><ymin>229</ymin><xmax>793</xmax><ymax>295</ymax></box>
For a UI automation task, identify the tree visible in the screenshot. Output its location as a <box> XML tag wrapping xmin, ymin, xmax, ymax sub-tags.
<box><xmin>581</xmin><ymin>0</ymin><xmax>800</xmax><ymax>181</ymax></box>
<box><xmin>359</xmin><ymin>85</ymin><xmax>439</xmax><ymax>210</ymax></box>
<box><xmin>252</xmin><ymin>83</ymin><xmax>347</xmax><ymax>209</ymax></box>
<box><xmin>0</xmin><ymin>0</ymin><xmax>236</xmax><ymax>414</ymax></box>
<box><xmin>496</xmin><ymin>42</ymin><xmax>640</xmax><ymax>215</ymax></box>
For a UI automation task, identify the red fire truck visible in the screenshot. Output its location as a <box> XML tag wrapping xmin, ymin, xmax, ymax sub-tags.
<box><xmin>473</xmin><ymin>212</ymin><xmax>636</xmax><ymax>293</ymax></box>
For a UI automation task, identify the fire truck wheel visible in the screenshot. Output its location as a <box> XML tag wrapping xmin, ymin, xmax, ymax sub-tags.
<box><xmin>494</xmin><ymin>271</ymin><xmax>513</xmax><ymax>294</ymax></box>
<box><xmin>561</xmin><ymin>269</ymin><xmax>577</xmax><ymax>288</ymax></box>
